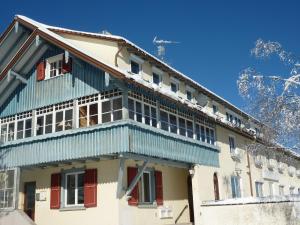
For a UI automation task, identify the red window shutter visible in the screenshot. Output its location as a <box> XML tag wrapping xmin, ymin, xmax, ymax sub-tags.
<box><xmin>50</xmin><ymin>173</ymin><xmax>61</xmax><ymax>209</ymax></box>
<box><xmin>127</xmin><ymin>167</ymin><xmax>139</xmax><ymax>206</ymax></box>
<box><xmin>62</xmin><ymin>55</ymin><xmax>72</xmax><ymax>74</ymax></box>
<box><xmin>84</xmin><ymin>169</ymin><xmax>97</xmax><ymax>208</ymax></box>
<box><xmin>155</xmin><ymin>171</ymin><xmax>163</xmax><ymax>205</ymax></box>
<box><xmin>36</xmin><ymin>60</ymin><xmax>45</xmax><ymax>81</ymax></box>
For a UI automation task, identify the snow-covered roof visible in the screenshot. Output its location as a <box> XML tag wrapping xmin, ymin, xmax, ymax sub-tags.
<box><xmin>15</xmin><ymin>15</ymin><xmax>260</xmax><ymax>124</ymax></box>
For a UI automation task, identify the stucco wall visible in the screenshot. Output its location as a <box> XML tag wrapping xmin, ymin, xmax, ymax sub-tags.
<box><xmin>19</xmin><ymin>159</ymin><xmax>191</xmax><ymax>225</ymax></box>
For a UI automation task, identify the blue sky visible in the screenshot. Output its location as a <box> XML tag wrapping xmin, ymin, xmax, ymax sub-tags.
<box><xmin>1</xmin><ymin>0</ymin><xmax>300</xmax><ymax>109</ymax></box>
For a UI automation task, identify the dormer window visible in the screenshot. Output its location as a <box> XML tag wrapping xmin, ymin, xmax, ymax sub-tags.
<box><xmin>152</xmin><ymin>66</ymin><xmax>163</xmax><ymax>86</ymax></box>
<box><xmin>130</xmin><ymin>54</ymin><xmax>144</xmax><ymax>75</ymax></box>
<box><xmin>46</xmin><ymin>54</ymin><xmax>63</xmax><ymax>79</ymax></box>
<box><xmin>170</xmin><ymin>77</ymin><xmax>179</xmax><ymax>94</ymax></box>
<box><xmin>213</xmin><ymin>105</ymin><xmax>218</xmax><ymax>114</ymax></box>
<box><xmin>131</xmin><ymin>61</ymin><xmax>140</xmax><ymax>74</ymax></box>
<box><xmin>186</xmin><ymin>85</ymin><xmax>195</xmax><ymax>102</ymax></box>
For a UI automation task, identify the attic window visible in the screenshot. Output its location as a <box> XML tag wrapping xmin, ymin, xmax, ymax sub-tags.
<box><xmin>46</xmin><ymin>54</ymin><xmax>63</xmax><ymax>79</ymax></box>
<box><xmin>130</xmin><ymin>54</ymin><xmax>144</xmax><ymax>75</ymax></box>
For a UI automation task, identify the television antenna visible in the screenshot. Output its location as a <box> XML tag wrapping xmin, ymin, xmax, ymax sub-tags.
<box><xmin>153</xmin><ymin>36</ymin><xmax>179</xmax><ymax>61</ymax></box>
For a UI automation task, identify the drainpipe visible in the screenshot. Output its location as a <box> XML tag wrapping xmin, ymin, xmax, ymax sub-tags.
<box><xmin>115</xmin><ymin>44</ymin><xmax>124</xmax><ymax>67</ymax></box>
<box><xmin>247</xmin><ymin>152</ymin><xmax>254</xmax><ymax>196</ymax></box>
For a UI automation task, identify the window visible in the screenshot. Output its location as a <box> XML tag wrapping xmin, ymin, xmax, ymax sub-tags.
<box><xmin>160</xmin><ymin>111</ymin><xmax>169</xmax><ymax>131</ymax></box>
<box><xmin>140</xmin><ymin>171</ymin><xmax>153</xmax><ymax>204</ymax></box>
<box><xmin>153</xmin><ymin>73</ymin><xmax>161</xmax><ymax>85</ymax></box>
<box><xmin>55</xmin><ymin>109</ymin><xmax>73</xmax><ymax>131</ymax></box>
<box><xmin>170</xmin><ymin>114</ymin><xmax>177</xmax><ymax>134</ymax></box>
<box><xmin>65</xmin><ymin>171</ymin><xmax>84</xmax><ymax>207</ymax></box>
<box><xmin>102</xmin><ymin>97</ymin><xmax>123</xmax><ymax>123</ymax></box>
<box><xmin>298</xmin><ymin>188</ymin><xmax>300</xmax><ymax>195</ymax></box>
<box><xmin>36</xmin><ymin>113</ymin><xmax>53</xmax><ymax>135</ymax></box>
<box><xmin>186</xmin><ymin>120</ymin><xmax>193</xmax><ymax>138</ymax></box>
<box><xmin>289</xmin><ymin>186</ymin><xmax>295</xmax><ymax>195</ymax></box>
<box><xmin>212</xmin><ymin>105</ymin><xmax>218</xmax><ymax>114</ymax></box>
<box><xmin>231</xmin><ymin>176</ymin><xmax>241</xmax><ymax>198</ymax></box>
<box><xmin>0</xmin><ymin>169</ymin><xmax>17</xmax><ymax>209</ymax></box>
<box><xmin>186</xmin><ymin>90</ymin><xmax>192</xmax><ymax>101</ymax></box>
<box><xmin>229</xmin><ymin>136</ymin><xmax>235</xmax><ymax>153</ymax></box>
<box><xmin>131</xmin><ymin>61</ymin><xmax>140</xmax><ymax>74</ymax></box>
<box><xmin>279</xmin><ymin>185</ymin><xmax>285</xmax><ymax>196</ymax></box>
<box><xmin>255</xmin><ymin>182</ymin><xmax>263</xmax><ymax>197</ymax></box>
<box><xmin>195</xmin><ymin>124</ymin><xmax>214</xmax><ymax>144</ymax></box>
<box><xmin>79</xmin><ymin>103</ymin><xmax>98</xmax><ymax>127</ymax></box>
<box><xmin>171</xmin><ymin>82</ymin><xmax>178</xmax><ymax>93</ymax></box>
<box><xmin>46</xmin><ymin>54</ymin><xmax>63</xmax><ymax>78</ymax></box>
<box><xmin>17</xmin><ymin>118</ymin><xmax>32</xmax><ymax>139</ymax></box>
<box><xmin>0</xmin><ymin>120</ymin><xmax>15</xmax><ymax>142</ymax></box>
<box><xmin>179</xmin><ymin>118</ymin><xmax>186</xmax><ymax>136</ymax></box>
<box><xmin>144</xmin><ymin>104</ymin><xmax>157</xmax><ymax>127</ymax></box>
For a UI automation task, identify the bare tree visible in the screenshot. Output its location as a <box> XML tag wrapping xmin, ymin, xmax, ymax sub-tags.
<box><xmin>237</xmin><ymin>39</ymin><xmax>300</xmax><ymax>157</ymax></box>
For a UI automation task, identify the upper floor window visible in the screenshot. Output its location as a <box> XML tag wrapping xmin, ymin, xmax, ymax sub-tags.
<box><xmin>289</xmin><ymin>186</ymin><xmax>295</xmax><ymax>195</ymax></box>
<box><xmin>186</xmin><ymin>90</ymin><xmax>192</xmax><ymax>101</ymax></box>
<box><xmin>255</xmin><ymin>182</ymin><xmax>263</xmax><ymax>197</ymax></box>
<box><xmin>170</xmin><ymin>77</ymin><xmax>179</xmax><ymax>94</ymax></box>
<box><xmin>152</xmin><ymin>66</ymin><xmax>163</xmax><ymax>86</ymax></box>
<box><xmin>130</xmin><ymin>54</ymin><xmax>144</xmax><ymax>75</ymax></box>
<box><xmin>229</xmin><ymin>136</ymin><xmax>236</xmax><ymax>153</ymax></box>
<box><xmin>212</xmin><ymin>105</ymin><xmax>218</xmax><ymax>114</ymax></box>
<box><xmin>153</xmin><ymin>73</ymin><xmax>161</xmax><ymax>86</ymax></box>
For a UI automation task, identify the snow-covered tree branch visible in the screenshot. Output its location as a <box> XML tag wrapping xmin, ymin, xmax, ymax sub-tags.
<box><xmin>237</xmin><ymin>39</ymin><xmax>300</xmax><ymax>155</ymax></box>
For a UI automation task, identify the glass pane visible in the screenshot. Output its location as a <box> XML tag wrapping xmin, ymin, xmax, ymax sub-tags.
<box><xmin>65</xmin><ymin>109</ymin><xmax>73</xmax><ymax>130</ymax></box>
<box><xmin>169</xmin><ymin>114</ymin><xmax>177</xmax><ymax>134</ymax></box>
<box><xmin>89</xmin><ymin>104</ymin><xmax>98</xmax><ymax>116</ymax></box>
<box><xmin>8</xmin><ymin>123</ymin><xmax>15</xmax><ymax>141</ymax></box>
<box><xmin>102</xmin><ymin>101</ymin><xmax>111</xmax><ymax>113</ymax></box>
<box><xmin>201</xmin><ymin>126</ymin><xmax>205</xmax><ymax>142</ymax></box>
<box><xmin>6</xmin><ymin>189</ymin><xmax>14</xmax><ymax>208</ymax></box>
<box><xmin>1</xmin><ymin>125</ymin><xmax>7</xmax><ymax>142</ymax></box>
<box><xmin>143</xmin><ymin>173</ymin><xmax>151</xmax><ymax>203</ymax></box>
<box><xmin>136</xmin><ymin>101</ymin><xmax>142</xmax><ymax>122</ymax></box>
<box><xmin>144</xmin><ymin>105</ymin><xmax>150</xmax><ymax>116</ymax></box>
<box><xmin>0</xmin><ymin>190</ymin><xmax>4</xmax><ymax>208</ymax></box>
<box><xmin>36</xmin><ymin>117</ymin><xmax>44</xmax><ymax>135</ymax></box>
<box><xmin>153</xmin><ymin>73</ymin><xmax>160</xmax><ymax>85</ymax></box>
<box><xmin>6</xmin><ymin>170</ymin><xmax>14</xmax><ymax>188</ymax></box>
<box><xmin>17</xmin><ymin>121</ymin><xmax>23</xmax><ymax>132</ymax></box>
<box><xmin>55</xmin><ymin>111</ymin><xmax>63</xmax><ymax>132</ymax></box>
<box><xmin>79</xmin><ymin>106</ymin><xmax>87</xmax><ymax>128</ymax></box>
<box><xmin>206</xmin><ymin>128</ymin><xmax>210</xmax><ymax>143</ymax></box>
<box><xmin>113</xmin><ymin>98</ymin><xmax>122</xmax><ymax>110</ymax></box>
<box><xmin>113</xmin><ymin>111</ymin><xmax>122</xmax><ymax>121</ymax></box>
<box><xmin>102</xmin><ymin>113</ymin><xmax>111</xmax><ymax>123</ymax></box>
<box><xmin>0</xmin><ymin>172</ymin><xmax>5</xmax><ymax>189</ymax></box>
<box><xmin>77</xmin><ymin>174</ymin><xmax>84</xmax><ymax>204</ymax></box>
<box><xmin>160</xmin><ymin>111</ymin><xmax>169</xmax><ymax>131</ymax></box>
<box><xmin>128</xmin><ymin>99</ymin><xmax>135</xmax><ymax>120</ymax></box>
<box><xmin>89</xmin><ymin>115</ymin><xmax>98</xmax><ymax>126</ymax></box>
<box><xmin>131</xmin><ymin>61</ymin><xmax>140</xmax><ymax>74</ymax></box>
<box><xmin>179</xmin><ymin>118</ymin><xmax>186</xmax><ymax>136</ymax></box>
<box><xmin>67</xmin><ymin>175</ymin><xmax>75</xmax><ymax>205</ymax></box>
<box><xmin>187</xmin><ymin>121</ymin><xmax>193</xmax><ymax>138</ymax></box>
<box><xmin>45</xmin><ymin>114</ymin><xmax>53</xmax><ymax>134</ymax></box>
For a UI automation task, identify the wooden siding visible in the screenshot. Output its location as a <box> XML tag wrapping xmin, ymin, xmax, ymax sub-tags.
<box><xmin>0</xmin><ymin>120</ymin><xmax>219</xmax><ymax>168</ymax></box>
<box><xmin>0</xmin><ymin>47</ymin><xmax>114</xmax><ymax>117</ymax></box>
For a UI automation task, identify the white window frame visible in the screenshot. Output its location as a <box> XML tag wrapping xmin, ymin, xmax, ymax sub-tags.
<box><xmin>186</xmin><ymin>85</ymin><xmax>195</xmax><ymax>102</ymax></box>
<box><xmin>255</xmin><ymin>181</ymin><xmax>263</xmax><ymax>197</ymax></box>
<box><xmin>101</xmin><ymin>96</ymin><xmax>123</xmax><ymax>123</ymax></box>
<box><xmin>55</xmin><ymin>107</ymin><xmax>73</xmax><ymax>132</ymax></box>
<box><xmin>152</xmin><ymin>66</ymin><xmax>163</xmax><ymax>87</ymax></box>
<box><xmin>0</xmin><ymin>168</ymin><xmax>19</xmax><ymax>210</ymax></box>
<box><xmin>16</xmin><ymin>117</ymin><xmax>32</xmax><ymax>140</ymax></box>
<box><xmin>45</xmin><ymin>54</ymin><xmax>64</xmax><ymax>80</ymax></box>
<box><xmin>231</xmin><ymin>175</ymin><xmax>241</xmax><ymax>198</ymax></box>
<box><xmin>36</xmin><ymin>112</ymin><xmax>53</xmax><ymax>136</ymax></box>
<box><xmin>64</xmin><ymin>171</ymin><xmax>85</xmax><ymax>207</ymax></box>
<box><xmin>130</xmin><ymin>54</ymin><xmax>144</xmax><ymax>75</ymax></box>
<box><xmin>170</xmin><ymin>77</ymin><xmax>179</xmax><ymax>94</ymax></box>
<box><xmin>78</xmin><ymin>101</ymin><xmax>99</xmax><ymax>128</ymax></box>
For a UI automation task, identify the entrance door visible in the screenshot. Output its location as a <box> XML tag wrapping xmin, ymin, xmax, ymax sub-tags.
<box><xmin>24</xmin><ymin>182</ymin><xmax>36</xmax><ymax>221</ymax></box>
<box><xmin>187</xmin><ymin>175</ymin><xmax>194</xmax><ymax>223</ymax></box>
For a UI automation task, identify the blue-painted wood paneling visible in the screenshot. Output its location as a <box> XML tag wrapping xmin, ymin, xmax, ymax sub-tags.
<box><xmin>0</xmin><ymin>120</ymin><xmax>219</xmax><ymax>168</ymax></box>
<box><xmin>0</xmin><ymin>47</ymin><xmax>115</xmax><ymax>117</ymax></box>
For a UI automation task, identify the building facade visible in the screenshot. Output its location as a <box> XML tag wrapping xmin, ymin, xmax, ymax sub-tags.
<box><xmin>0</xmin><ymin>16</ymin><xmax>299</xmax><ymax>225</ymax></box>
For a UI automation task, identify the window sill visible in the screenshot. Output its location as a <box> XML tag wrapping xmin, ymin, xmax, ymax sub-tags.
<box><xmin>138</xmin><ymin>203</ymin><xmax>158</xmax><ymax>209</ymax></box>
<box><xmin>59</xmin><ymin>206</ymin><xmax>86</xmax><ymax>211</ymax></box>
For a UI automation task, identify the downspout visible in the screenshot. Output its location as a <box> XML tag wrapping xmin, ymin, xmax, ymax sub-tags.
<box><xmin>115</xmin><ymin>44</ymin><xmax>125</xmax><ymax>67</ymax></box>
<box><xmin>247</xmin><ymin>152</ymin><xmax>254</xmax><ymax>196</ymax></box>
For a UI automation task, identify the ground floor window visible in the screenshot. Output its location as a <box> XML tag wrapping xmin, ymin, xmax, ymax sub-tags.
<box><xmin>231</xmin><ymin>176</ymin><xmax>241</xmax><ymax>198</ymax></box>
<box><xmin>279</xmin><ymin>185</ymin><xmax>285</xmax><ymax>196</ymax></box>
<box><xmin>255</xmin><ymin>182</ymin><xmax>263</xmax><ymax>197</ymax></box>
<box><xmin>140</xmin><ymin>171</ymin><xmax>153</xmax><ymax>204</ymax></box>
<box><xmin>289</xmin><ymin>186</ymin><xmax>295</xmax><ymax>195</ymax></box>
<box><xmin>65</xmin><ymin>172</ymin><xmax>84</xmax><ymax>206</ymax></box>
<box><xmin>0</xmin><ymin>169</ymin><xmax>17</xmax><ymax>209</ymax></box>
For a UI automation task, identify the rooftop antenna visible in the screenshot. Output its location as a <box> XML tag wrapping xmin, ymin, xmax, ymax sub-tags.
<box><xmin>153</xmin><ymin>36</ymin><xmax>179</xmax><ymax>61</ymax></box>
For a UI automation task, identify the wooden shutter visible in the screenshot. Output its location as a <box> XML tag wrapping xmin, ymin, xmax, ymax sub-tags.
<box><xmin>155</xmin><ymin>170</ymin><xmax>163</xmax><ymax>205</ymax></box>
<box><xmin>127</xmin><ymin>167</ymin><xmax>139</xmax><ymax>206</ymax></box>
<box><xmin>36</xmin><ymin>60</ymin><xmax>45</xmax><ymax>81</ymax></box>
<box><xmin>50</xmin><ymin>173</ymin><xmax>61</xmax><ymax>209</ymax></box>
<box><xmin>62</xmin><ymin>55</ymin><xmax>72</xmax><ymax>74</ymax></box>
<box><xmin>84</xmin><ymin>169</ymin><xmax>97</xmax><ymax>207</ymax></box>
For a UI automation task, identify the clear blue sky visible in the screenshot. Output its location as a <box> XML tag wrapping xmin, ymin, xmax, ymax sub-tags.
<box><xmin>1</xmin><ymin>0</ymin><xmax>300</xmax><ymax>109</ymax></box>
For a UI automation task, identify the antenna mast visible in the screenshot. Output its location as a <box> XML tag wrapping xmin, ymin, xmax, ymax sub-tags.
<box><xmin>153</xmin><ymin>36</ymin><xmax>179</xmax><ymax>61</ymax></box>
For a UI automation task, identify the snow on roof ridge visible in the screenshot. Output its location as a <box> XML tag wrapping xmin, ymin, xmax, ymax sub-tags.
<box><xmin>15</xmin><ymin>15</ymin><xmax>259</xmax><ymax>122</ymax></box>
